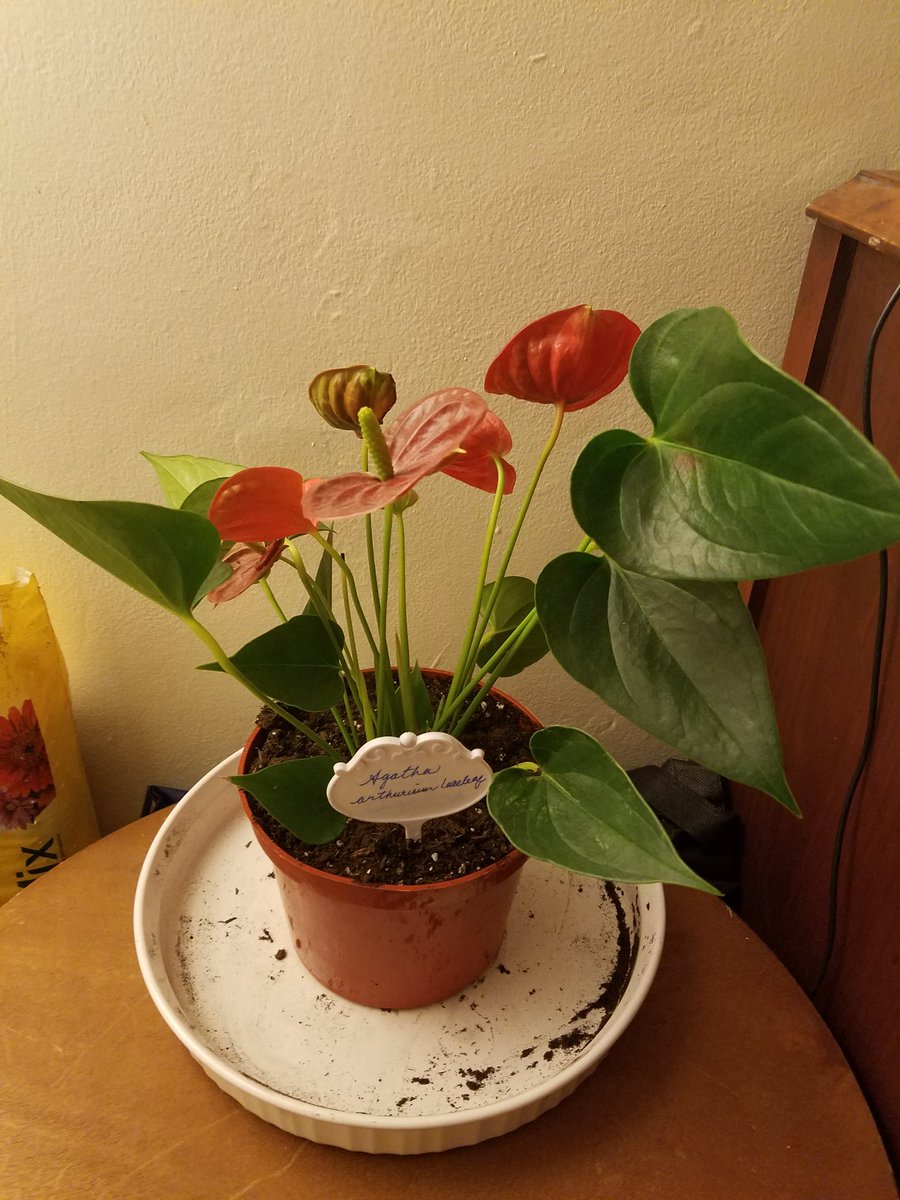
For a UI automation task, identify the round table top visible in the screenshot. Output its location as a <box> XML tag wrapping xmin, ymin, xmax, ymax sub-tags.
<box><xmin>0</xmin><ymin>810</ymin><xmax>893</xmax><ymax>1200</ymax></box>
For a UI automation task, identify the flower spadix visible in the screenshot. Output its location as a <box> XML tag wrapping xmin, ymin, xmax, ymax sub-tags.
<box><xmin>306</xmin><ymin>388</ymin><xmax>487</xmax><ymax>519</ymax></box>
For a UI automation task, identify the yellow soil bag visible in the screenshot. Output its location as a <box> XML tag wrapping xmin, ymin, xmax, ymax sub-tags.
<box><xmin>0</xmin><ymin>571</ymin><xmax>98</xmax><ymax>905</ymax></box>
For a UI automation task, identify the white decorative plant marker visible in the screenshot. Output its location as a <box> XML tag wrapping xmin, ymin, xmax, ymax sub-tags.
<box><xmin>327</xmin><ymin>731</ymin><xmax>494</xmax><ymax>840</ymax></box>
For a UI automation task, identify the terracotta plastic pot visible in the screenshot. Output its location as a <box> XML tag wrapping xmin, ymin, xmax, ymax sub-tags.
<box><xmin>238</xmin><ymin>680</ymin><xmax>536</xmax><ymax>1009</ymax></box>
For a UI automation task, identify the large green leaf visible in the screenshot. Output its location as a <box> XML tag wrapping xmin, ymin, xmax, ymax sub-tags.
<box><xmin>571</xmin><ymin>307</ymin><xmax>900</xmax><ymax>580</ymax></box>
<box><xmin>476</xmin><ymin>575</ymin><xmax>549</xmax><ymax>676</ymax></box>
<box><xmin>141</xmin><ymin>452</ymin><xmax>245</xmax><ymax>509</ymax></box>
<box><xmin>0</xmin><ymin>478</ymin><xmax>222</xmax><ymax>616</ymax></box>
<box><xmin>180</xmin><ymin>478</ymin><xmax>229</xmax><ymax>518</ymax></box>
<box><xmin>488</xmin><ymin>726</ymin><xmax>716</xmax><ymax>891</ymax></box>
<box><xmin>200</xmin><ymin>614</ymin><xmax>344</xmax><ymax>710</ymax></box>
<box><xmin>536</xmin><ymin>551</ymin><xmax>797</xmax><ymax>812</ymax></box>
<box><xmin>232</xmin><ymin>756</ymin><xmax>345</xmax><ymax>843</ymax></box>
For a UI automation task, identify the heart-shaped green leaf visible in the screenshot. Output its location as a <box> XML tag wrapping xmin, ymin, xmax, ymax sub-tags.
<box><xmin>476</xmin><ymin>576</ymin><xmax>549</xmax><ymax>676</ymax></box>
<box><xmin>536</xmin><ymin>551</ymin><xmax>797</xmax><ymax>812</ymax></box>
<box><xmin>142</xmin><ymin>452</ymin><xmax>245</xmax><ymax>509</ymax></box>
<box><xmin>199</xmin><ymin>615</ymin><xmax>344</xmax><ymax>710</ymax></box>
<box><xmin>232</xmin><ymin>756</ymin><xmax>345</xmax><ymax>843</ymax></box>
<box><xmin>180</xmin><ymin>478</ymin><xmax>229</xmax><ymax>518</ymax></box>
<box><xmin>0</xmin><ymin>479</ymin><xmax>222</xmax><ymax>616</ymax></box>
<box><xmin>488</xmin><ymin>726</ymin><xmax>716</xmax><ymax>890</ymax></box>
<box><xmin>571</xmin><ymin>308</ymin><xmax>900</xmax><ymax>580</ymax></box>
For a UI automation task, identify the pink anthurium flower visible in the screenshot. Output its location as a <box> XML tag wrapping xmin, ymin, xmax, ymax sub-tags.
<box><xmin>209</xmin><ymin>467</ymin><xmax>318</xmax><ymax>542</ymax></box>
<box><xmin>207</xmin><ymin>539</ymin><xmax>285</xmax><ymax>605</ymax></box>
<box><xmin>484</xmin><ymin>304</ymin><xmax>641</xmax><ymax>412</ymax></box>
<box><xmin>306</xmin><ymin>388</ymin><xmax>487</xmax><ymax>519</ymax></box>
<box><xmin>440</xmin><ymin>409</ymin><xmax>516</xmax><ymax>494</ymax></box>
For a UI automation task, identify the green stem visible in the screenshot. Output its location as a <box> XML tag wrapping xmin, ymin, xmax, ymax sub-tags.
<box><xmin>282</xmin><ymin>541</ymin><xmax>364</xmax><ymax>756</ymax></box>
<box><xmin>458</xmin><ymin>402</ymin><xmax>566</xmax><ymax>688</ymax></box>
<box><xmin>449</xmin><ymin>610</ymin><xmax>541</xmax><ymax>737</ymax></box>
<box><xmin>258</xmin><ymin>578</ymin><xmax>288</xmax><ymax>623</ymax></box>
<box><xmin>439</xmin><ymin>538</ymin><xmax>599</xmax><ymax>733</ymax></box>
<box><xmin>376</xmin><ymin>505</ymin><xmax>395</xmax><ymax>735</ymax></box>
<box><xmin>362</xmin><ymin>444</ymin><xmax>382</xmax><ymax>619</ymax></box>
<box><xmin>440</xmin><ymin>457</ymin><xmax>506</xmax><ymax>718</ymax></box>
<box><xmin>341</xmin><ymin>569</ymin><xmax>376</xmax><ymax>741</ymax></box>
<box><xmin>310</xmin><ymin>528</ymin><xmax>379</xmax><ymax>659</ymax></box>
<box><xmin>331</xmin><ymin>703</ymin><xmax>358</xmax><ymax>755</ymax></box>
<box><xmin>395</xmin><ymin>509</ymin><xmax>417</xmax><ymax>730</ymax></box>
<box><xmin>182</xmin><ymin>614</ymin><xmax>335</xmax><ymax>755</ymax></box>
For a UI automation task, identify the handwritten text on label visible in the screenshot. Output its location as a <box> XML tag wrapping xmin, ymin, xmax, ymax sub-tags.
<box><xmin>327</xmin><ymin>731</ymin><xmax>494</xmax><ymax>840</ymax></box>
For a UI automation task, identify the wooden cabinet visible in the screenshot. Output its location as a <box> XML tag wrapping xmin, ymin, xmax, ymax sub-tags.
<box><xmin>732</xmin><ymin>170</ymin><xmax>900</xmax><ymax>1165</ymax></box>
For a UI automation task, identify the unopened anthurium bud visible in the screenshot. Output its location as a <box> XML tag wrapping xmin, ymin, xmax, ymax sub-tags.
<box><xmin>309</xmin><ymin>365</ymin><xmax>396</xmax><ymax>433</ymax></box>
<box><xmin>358</xmin><ymin>406</ymin><xmax>395</xmax><ymax>481</ymax></box>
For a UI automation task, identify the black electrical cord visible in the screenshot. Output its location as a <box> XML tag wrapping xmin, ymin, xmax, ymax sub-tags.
<box><xmin>808</xmin><ymin>279</ymin><xmax>900</xmax><ymax>999</ymax></box>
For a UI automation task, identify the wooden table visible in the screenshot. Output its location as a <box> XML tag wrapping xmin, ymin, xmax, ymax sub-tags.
<box><xmin>0</xmin><ymin>812</ymin><xmax>894</xmax><ymax>1200</ymax></box>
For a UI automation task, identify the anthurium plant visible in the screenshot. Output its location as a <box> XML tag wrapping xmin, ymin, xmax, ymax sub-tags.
<box><xmin>3</xmin><ymin>305</ymin><xmax>899</xmax><ymax>893</ymax></box>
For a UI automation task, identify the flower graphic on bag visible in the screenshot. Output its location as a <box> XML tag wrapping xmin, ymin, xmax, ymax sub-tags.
<box><xmin>0</xmin><ymin>700</ymin><xmax>56</xmax><ymax>831</ymax></box>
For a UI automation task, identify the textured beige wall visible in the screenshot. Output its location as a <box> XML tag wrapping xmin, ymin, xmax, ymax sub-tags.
<box><xmin>2</xmin><ymin>1</ymin><xmax>898</xmax><ymax>830</ymax></box>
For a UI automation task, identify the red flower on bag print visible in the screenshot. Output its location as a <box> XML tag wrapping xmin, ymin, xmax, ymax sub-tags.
<box><xmin>0</xmin><ymin>783</ymin><xmax>38</xmax><ymax>832</ymax></box>
<box><xmin>0</xmin><ymin>699</ymin><xmax>55</xmax><ymax>798</ymax></box>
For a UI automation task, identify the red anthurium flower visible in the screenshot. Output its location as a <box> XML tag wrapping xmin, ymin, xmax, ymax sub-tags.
<box><xmin>207</xmin><ymin>539</ymin><xmax>285</xmax><ymax>605</ymax></box>
<box><xmin>484</xmin><ymin>305</ymin><xmax>641</xmax><ymax>412</ymax></box>
<box><xmin>440</xmin><ymin>409</ymin><xmax>516</xmax><ymax>494</ymax></box>
<box><xmin>209</xmin><ymin>467</ymin><xmax>318</xmax><ymax>542</ymax></box>
<box><xmin>306</xmin><ymin>389</ymin><xmax>487</xmax><ymax>519</ymax></box>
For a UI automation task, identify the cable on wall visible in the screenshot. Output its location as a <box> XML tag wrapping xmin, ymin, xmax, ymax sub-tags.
<box><xmin>808</xmin><ymin>279</ymin><xmax>900</xmax><ymax>999</ymax></box>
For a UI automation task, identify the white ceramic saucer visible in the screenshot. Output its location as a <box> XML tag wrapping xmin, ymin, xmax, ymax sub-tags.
<box><xmin>134</xmin><ymin>752</ymin><xmax>665</xmax><ymax>1154</ymax></box>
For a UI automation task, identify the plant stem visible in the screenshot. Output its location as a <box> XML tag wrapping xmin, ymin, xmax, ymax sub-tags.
<box><xmin>439</xmin><ymin>458</ymin><xmax>507</xmax><ymax>719</ymax></box>
<box><xmin>449</xmin><ymin>610</ymin><xmax>541</xmax><ymax>737</ymax></box>
<box><xmin>310</xmin><ymin>528</ymin><xmax>379</xmax><ymax>659</ymax></box>
<box><xmin>437</xmin><ymin>538</ymin><xmax>600</xmax><ymax>733</ymax></box>
<box><xmin>458</xmin><ymin>401</ymin><xmax>566</xmax><ymax>688</ymax></box>
<box><xmin>288</xmin><ymin>540</ymin><xmax>371</xmax><ymax>753</ymax></box>
<box><xmin>341</xmin><ymin>569</ymin><xmax>376</xmax><ymax>740</ymax></box>
<box><xmin>258</xmin><ymin>578</ymin><xmax>288</xmax><ymax>622</ymax></box>
<box><xmin>330</xmin><ymin>703</ymin><xmax>358</xmax><ymax>755</ymax></box>
<box><xmin>181</xmin><ymin>614</ymin><xmax>335</xmax><ymax>755</ymax></box>
<box><xmin>395</xmin><ymin>509</ymin><xmax>417</xmax><ymax>729</ymax></box>
<box><xmin>361</xmin><ymin>444</ymin><xmax>382</xmax><ymax>619</ymax></box>
<box><xmin>376</xmin><ymin>505</ymin><xmax>395</xmax><ymax>735</ymax></box>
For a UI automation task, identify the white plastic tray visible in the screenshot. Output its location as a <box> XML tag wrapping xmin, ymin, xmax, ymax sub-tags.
<box><xmin>134</xmin><ymin>752</ymin><xmax>665</xmax><ymax>1154</ymax></box>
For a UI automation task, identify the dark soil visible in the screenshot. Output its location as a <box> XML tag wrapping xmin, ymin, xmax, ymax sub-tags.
<box><xmin>244</xmin><ymin>675</ymin><xmax>540</xmax><ymax>886</ymax></box>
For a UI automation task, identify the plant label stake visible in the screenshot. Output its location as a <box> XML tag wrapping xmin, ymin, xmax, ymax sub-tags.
<box><xmin>327</xmin><ymin>731</ymin><xmax>494</xmax><ymax>840</ymax></box>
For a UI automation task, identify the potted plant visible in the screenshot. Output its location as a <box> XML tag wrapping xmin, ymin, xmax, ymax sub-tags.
<box><xmin>2</xmin><ymin>304</ymin><xmax>899</xmax><ymax>1010</ymax></box>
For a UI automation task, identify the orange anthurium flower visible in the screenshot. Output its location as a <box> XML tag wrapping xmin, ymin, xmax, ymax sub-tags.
<box><xmin>440</xmin><ymin>408</ymin><xmax>516</xmax><ymax>494</ymax></box>
<box><xmin>208</xmin><ymin>467</ymin><xmax>318</xmax><ymax>541</ymax></box>
<box><xmin>484</xmin><ymin>305</ymin><xmax>641</xmax><ymax>412</ymax></box>
<box><xmin>207</xmin><ymin>539</ymin><xmax>285</xmax><ymax>605</ymax></box>
<box><xmin>306</xmin><ymin>389</ymin><xmax>487</xmax><ymax>520</ymax></box>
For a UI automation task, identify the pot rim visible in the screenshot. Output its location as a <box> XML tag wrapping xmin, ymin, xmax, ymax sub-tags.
<box><xmin>237</xmin><ymin>669</ymin><xmax>537</xmax><ymax>895</ymax></box>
